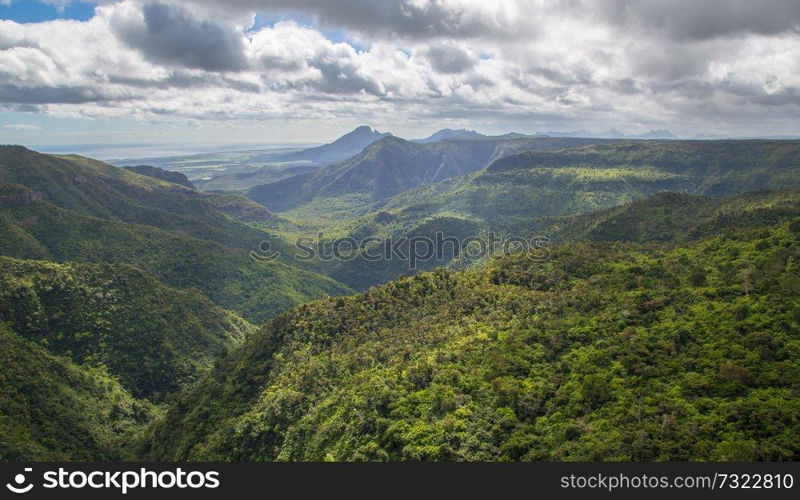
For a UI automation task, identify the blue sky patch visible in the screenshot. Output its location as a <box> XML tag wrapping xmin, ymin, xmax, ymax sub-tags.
<box><xmin>0</xmin><ymin>0</ymin><xmax>95</xmax><ymax>23</ymax></box>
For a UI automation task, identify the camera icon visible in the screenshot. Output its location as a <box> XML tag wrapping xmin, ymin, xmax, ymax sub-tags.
<box><xmin>250</xmin><ymin>234</ymin><xmax>282</xmax><ymax>262</ymax></box>
<box><xmin>6</xmin><ymin>468</ymin><xmax>34</xmax><ymax>494</ymax></box>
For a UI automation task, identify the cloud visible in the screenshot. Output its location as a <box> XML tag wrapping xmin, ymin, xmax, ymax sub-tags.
<box><xmin>184</xmin><ymin>0</ymin><xmax>524</xmax><ymax>39</ymax></box>
<box><xmin>0</xmin><ymin>84</ymin><xmax>132</xmax><ymax>104</ymax></box>
<box><xmin>109</xmin><ymin>2</ymin><xmax>249</xmax><ymax>72</ymax></box>
<box><xmin>588</xmin><ymin>0</ymin><xmax>800</xmax><ymax>41</ymax></box>
<box><xmin>251</xmin><ymin>22</ymin><xmax>388</xmax><ymax>96</ymax></box>
<box><xmin>425</xmin><ymin>45</ymin><xmax>475</xmax><ymax>74</ymax></box>
<box><xmin>180</xmin><ymin>0</ymin><xmax>800</xmax><ymax>42</ymax></box>
<box><xmin>0</xmin><ymin>0</ymin><xmax>798</xmax><ymax>137</ymax></box>
<box><xmin>3</xmin><ymin>123</ymin><xmax>42</xmax><ymax>130</ymax></box>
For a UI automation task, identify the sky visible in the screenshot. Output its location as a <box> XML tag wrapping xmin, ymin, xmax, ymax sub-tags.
<box><xmin>1</xmin><ymin>0</ymin><xmax>799</xmax><ymax>152</ymax></box>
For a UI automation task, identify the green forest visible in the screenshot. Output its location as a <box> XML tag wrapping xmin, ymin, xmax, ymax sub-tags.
<box><xmin>1</xmin><ymin>140</ymin><xmax>800</xmax><ymax>461</ymax></box>
<box><xmin>143</xmin><ymin>220</ymin><xmax>800</xmax><ymax>461</ymax></box>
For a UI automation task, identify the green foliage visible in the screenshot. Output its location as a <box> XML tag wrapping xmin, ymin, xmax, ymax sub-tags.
<box><xmin>5</xmin><ymin>142</ymin><xmax>800</xmax><ymax>463</ymax></box>
<box><xmin>545</xmin><ymin>190</ymin><xmax>800</xmax><ymax>244</ymax></box>
<box><xmin>143</xmin><ymin>220</ymin><xmax>800</xmax><ymax>461</ymax></box>
<box><xmin>122</xmin><ymin>165</ymin><xmax>196</xmax><ymax>189</ymax></box>
<box><xmin>0</xmin><ymin>146</ymin><xmax>292</xmax><ymax>251</ymax></box>
<box><xmin>0</xmin><ymin>147</ymin><xmax>352</xmax><ymax>322</ymax></box>
<box><xmin>324</xmin><ymin>215</ymin><xmax>482</xmax><ymax>289</ymax></box>
<box><xmin>0</xmin><ymin>198</ymin><xmax>349</xmax><ymax>322</ymax></box>
<box><xmin>0</xmin><ymin>323</ymin><xmax>157</xmax><ymax>460</ymax></box>
<box><xmin>0</xmin><ymin>256</ymin><xmax>254</xmax><ymax>400</ymax></box>
<box><xmin>317</xmin><ymin>189</ymin><xmax>800</xmax><ymax>291</ymax></box>
<box><xmin>282</xmin><ymin>138</ymin><xmax>800</xmax><ymax>292</ymax></box>
<box><xmin>201</xmin><ymin>193</ymin><xmax>277</xmax><ymax>224</ymax></box>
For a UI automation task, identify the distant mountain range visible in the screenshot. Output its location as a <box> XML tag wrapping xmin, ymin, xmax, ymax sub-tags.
<box><xmin>244</xmin><ymin>135</ymin><xmax>616</xmax><ymax>219</ymax></box>
<box><xmin>313</xmin><ymin>139</ymin><xmax>800</xmax><ymax>290</ymax></box>
<box><xmin>414</xmin><ymin>128</ymin><xmax>486</xmax><ymax>143</ymax></box>
<box><xmin>604</xmin><ymin>129</ymin><xmax>679</xmax><ymax>140</ymax></box>
<box><xmin>534</xmin><ymin>128</ymin><xmax>679</xmax><ymax>140</ymax></box>
<box><xmin>106</xmin><ymin>126</ymin><xmax>800</xmax><ymax>192</ymax></box>
<box><xmin>106</xmin><ymin>126</ymin><xmax>701</xmax><ymax>192</ymax></box>
<box><xmin>378</xmin><ymin>139</ymin><xmax>800</xmax><ymax>225</ymax></box>
<box><xmin>413</xmin><ymin>127</ymin><xmax>681</xmax><ymax>142</ymax></box>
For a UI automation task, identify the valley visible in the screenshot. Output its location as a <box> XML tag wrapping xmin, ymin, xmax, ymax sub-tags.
<box><xmin>2</xmin><ymin>129</ymin><xmax>800</xmax><ymax>462</ymax></box>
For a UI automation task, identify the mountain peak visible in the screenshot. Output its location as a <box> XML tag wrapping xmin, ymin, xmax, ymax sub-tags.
<box><xmin>0</xmin><ymin>144</ymin><xmax>36</xmax><ymax>157</ymax></box>
<box><xmin>415</xmin><ymin>128</ymin><xmax>485</xmax><ymax>143</ymax></box>
<box><xmin>634</xmin><ymin>129</ymin><xmax>678</xmax><ymax>140</ymax></box>
<box><xmin>329</xmin><ymin>125</ymin><xmax>390</xmax><ymax>147</ymax></box>
<box><xmin>374</xmin><ymin>134</ymin><xmax>409</xmax><ymax>145</ymax></box>
<box><xmin>281</xmin><ymin>126</ymin><xmax>390</xmax><ymax>165</ymax></box>
<box><xmin>602</xmin><ymin>129</ymin><xmax>626</xmax><ymax>138</ymax></box>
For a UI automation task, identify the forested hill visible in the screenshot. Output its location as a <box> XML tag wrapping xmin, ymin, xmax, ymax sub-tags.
<box><xmin>0</xmin><ymin>146</ymin><xmax>276</xmax><ymax>248</ymax></box>
<box><xmin>544</xmin><ymin>190</ymin><xmax>800</xmax><ymax>244</ymax></box>
<box><xmin>308</xmin><ymin>189</ymin><xmax>800</xmax><ymax>291</ymax></box>
<box><xmin>244</xmin><ymin>136</ymin><xmax>618</xmax><ymax>220</ymax></box>
<box><xmin>0</xmin><ymin>146</ymin><xmax>351</xmax><ymax>460</ymax></box>
<box><xmin>0</xmin><ymin>253</ymin><xmax>260</xmax><ymax>460</ymax></box>
<box><xmin>376</xmin><ymin>140</ymin><xmax>800</xmax><ymax>228</ymax></box>
<box><xmin>0</xmin><ymin>322</ymin><xmax>156</xmax><ymax>461</ymax></box>
<box><xmin>142</xmin><ymin>215</ymin><xmax>800</xmax><ymax>461</ymax></box>
<box><xmin>123</xmin><ymin>165</ymin><xmax>196</xmax><ymax>189</ymax></box>
<box><xmin>0</xmin><ymin>146</ymin><xmax>348</xmax><ymax>460</ymax></box>
<box><xmin>0</xmin><ymin>257</ymin><xmax>254</xmax><ymax>400</ymax></box>
<box><xmin>3</xmin><ymin>142</ymin><xmax>800</xmax><ymax>463</ymax></box>
<box><xmin>0</xmin><ymin>147</ymin><xmax>351</xmax><ymax>322</ymax></box>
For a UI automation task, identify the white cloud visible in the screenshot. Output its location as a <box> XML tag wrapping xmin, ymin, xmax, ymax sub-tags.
<box><xmin>3</xmin><ymin>124</ymin><xmax>42</xmax><ymax>130</ymax></box>
<box><xmin>0</xmin><ymin>0</ymin><xmax>798</xmax><ymax>137</ymax></box>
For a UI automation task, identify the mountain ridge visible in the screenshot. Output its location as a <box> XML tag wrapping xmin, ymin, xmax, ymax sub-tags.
<box><xmin>123</xmin><ymin>165</ymin><xmax>196</xmax><ymax>189</ymax></box>
<box><xmin>244</xmin><ymin>136</ymin><xmax>622</xmax><ymax>221</ymax></box>
<box><xmin>415</xmin><ymin>128</ymin><xmax>485</xmax><ymax>143</ymax></box>
<box><xmin>273</xmin><ymin>125</ymin><xmax>391</xmax><ymax>166</ymax></box>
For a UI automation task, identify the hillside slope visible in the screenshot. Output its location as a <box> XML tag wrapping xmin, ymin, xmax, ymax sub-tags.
<box><xmin>0</xmin><ymin>148</ymin><xmax>352</xmax><ymax>322</ymax></box>
<box><xmin>0</xmin><ymin>146</ymin><xmax>274</xmax><ymax>250</ymax></box>
<box><xmin>0</xmin><ymin>323</ymin><xmax>156</xmax><ymax>460</ymax></box>
<box><xmin>314</xmin><ymin>190</ymin><xmax>800</xmax><ymax>290</ymax></box>
<box><xmin>544</xmin><ymin>190</ymin><xmax>800</xmax><ymax>244</ymax></box>
<box><xmin>0</xmin><ymin>256</ymin><xmax>255</xmax><ymax>400</ymax></box>
<box><xmin>0</xmin><ymin>193</ymin><xmax>350</xmax><ymax>322</ymax></box>
<box><xmin>142</xmin><ymin>218</ymin><xmax>800</xmax><ymax>461</ymax></box>
<box><xmin>123</xmin><ymin>165</ymin><xmax>196</xmax><ymax>189</ymax></box>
